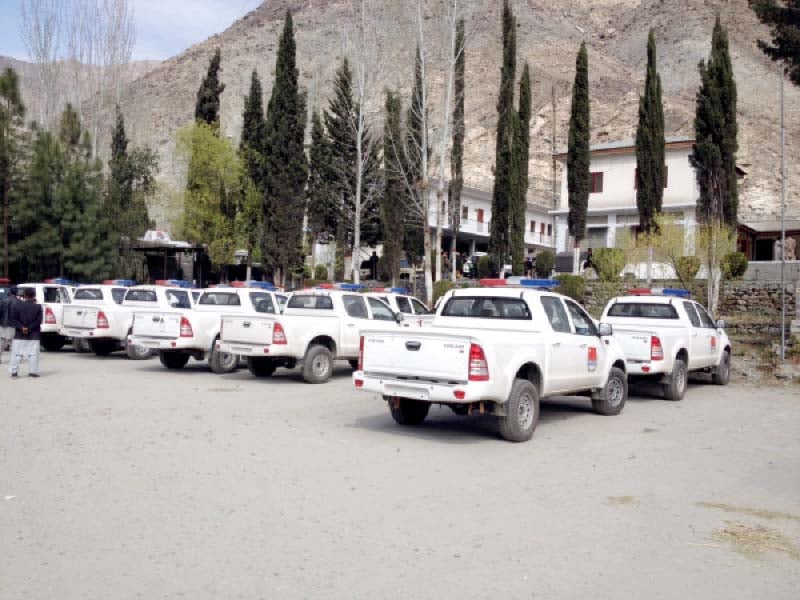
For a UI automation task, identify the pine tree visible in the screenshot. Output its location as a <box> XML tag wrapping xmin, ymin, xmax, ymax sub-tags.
<box><xmin>448</xmin><ymin>18</ymin><xmax>466</xmax><ymax>282</ymax></box>
<box><xmin>263</xmin><ymin>11</ymin><xmax>308</xmax><ymax>287</ymax></box>
<box><xmin>195</xmin><ymin>48</ymin><xmax>225</xmax><ymax>129</ymax></box>
<box><xmin>382</xmin><ymin>90</ymin><xmax>406</xmax><ymax>285</ymax></box>
<box><xmin>635</xmin><ymin>29</ymin><xmax>666</xmax><ymax>235</ymax></box>
<box><xmin>1</xmin><ymin>67</ymin><xmax>25</xmax><ymax>279</ymax></box>
<box><xmin>567</xmin><ymin>42</ymin><xmax>590</xmax><ymax>264</ymax></box>
<box><xmin>240</xmin><ymin>69</ymin><xmax>267</xmax><ymax>190</ymax></box>
<box><xmin>404</xmin><ymin>45</ymin><xmax>428</xmax><ymax>269</ymax></box>
<box><xmin>489</xmin><ymin>0</ymin><xmax>516</xmax><ymax>276</ymax></box>
<box><xmin>307</xmin><ymin>108</ymin><xmax>336</xmax><ymax>243</ymax></box>
<box><xmin>691</xmin><ymin>17</ymin><xmax>739</xmax><ymax>225</ymax></box>
<box><xmin>510</xmin><ymin>63</ymin><xmax>531</xmax><ymax>276</ymax></box>
<box><xmin>751</xmin><ymin>0</ymin><xmax>800</xmax><ymax>85</ymax></box>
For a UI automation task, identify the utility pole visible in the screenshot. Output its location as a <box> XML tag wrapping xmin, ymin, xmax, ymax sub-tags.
<box><xmin>780</xmin><ymin>68</ymin><xmax>786</xmax><ymax>363</ymax></box>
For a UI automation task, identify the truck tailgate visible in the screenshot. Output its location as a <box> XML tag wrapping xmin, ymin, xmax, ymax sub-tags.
<box><xmin>362</xmin><ymin>330</ymin><xmax>471</xmax><ymax>382</ymax></box>
<box><xmin>221</xmin><ymin>314</ymin><xmax>274</xmax><ymax>345</ymax></box>
<box><xmin>611</xmin><ymin>326</ymin><xmax>653</xmax><ymax>362</ymax></box>
<box><xmin>63</xmin><ymin>304</ymin><xmax>100</xmax><ymax>330</ymax></box>
<box><xmin>133</xmin><ymin>311</ymin><xmax>182</xmax><ymax>339</ymax></box>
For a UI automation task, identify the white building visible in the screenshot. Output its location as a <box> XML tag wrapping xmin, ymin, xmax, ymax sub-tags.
<box><xmin>551</xmin><ymin>137</ymin><xmax>698</xmax><ymax>252</ymax></box>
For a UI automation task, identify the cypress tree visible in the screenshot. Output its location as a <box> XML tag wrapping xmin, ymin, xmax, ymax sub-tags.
<box><xmin>635</xmin><ymin>29</ymin><xmax>666</xmax><ymax>234</ymax></box>
<box><xmin>510</xmin><ymin>63</ymin><xmax>531</xmax><ymax>276</ymax></box>
<box><xmin>448</xmin><ymin>18</ymin><xmax>466</xmax><ymax>281</ymax></box>
<box><xmin>382</xmin><ymin>90</ymin><xmax>406</xmax><ymax>285</ymax></box>
<box><xmin>1</xmin><ymin>67</ymin><xmax>25</xmax><ymax>279</ymax></box>
<box><xmin>751</xmin><ymin>0</ymin><xmax>800</xmax><ymax>86</ymax></box>
<box><xmin>240</xmin><ymin>69</ymin><xmax>267</xmax><ymax>190</ymax></box>
<box><xmin>307</xmin><ymin>108</ymin><xmax>336</xmax><ymax>243</ymax></box>
<box><xmin>263</xmin><ymin>11</ymin><xmax>308</xmax><ymax>286</ymax></box>
<box><xmin>567</xmin><ymin>43</ymin><xmax>590</xmax><ymax>258</ymax></box>
<box><xmin>691</xmin><ymin>17</ymin><xmax>738</xmax><ymax>225</ymax></box>
<box><xmin>489</xmin><ymin>0</ymin><xmax>516</xmax><ymax>275</ymax></box>
<box><xmin>195</xmin><ymin>48</ymin><xmax>225</xmax><ymax>129</ymax></box>
<box><xmin>404</xmin><ymin>45</ymin><xmax>427</xmax><ymax>268</ymax></box>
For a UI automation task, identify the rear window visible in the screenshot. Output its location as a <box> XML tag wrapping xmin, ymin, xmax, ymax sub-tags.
<box><xmin>441</xmin><ymin>296</ymin><xmax>531</xmax><ymax>320</ymax></box>
<box><xmin>74</xmin><ymin>288</ymin><xmax>104</xmax><ymax>301</ymax></box>
<box><xmin>165</xmin><ymin>290</ymin><xmax>191</xmax><ymax>309</ymax></box>
<box><xmin>287</xmin><ymin>294</ymin><xmax>333</xmax><ymax>310</ymax></box>
<box><xmin>125</xmin><ymin>289</ymin><xmax>157</xmax><ymax>303</ymax></box>
<box><xmin>199</xmin><ymin>292</ymin><xmax>241</xmax><ymax>306</ymax></box>
<box><xmin>607</xmin><ymin>303</ymin><xmax>679</xmax><ymax>319</ymax></box>
<box><xmin>44</xmin><ymin>287</ymin><xmax>61</xmax><ymax>303</ymax></box>
<box><xmin>276</xmin><ymin>294</ymin><xmax>288</xmax><ymax>310</ymax></box>
<box><xmin>250</xmin><ymin>292</ymin><xmax>275</xmax><ymax>314</ymax></box>
<box><xmin>111</xmin><ymin>288</ymin><xmax>127</xmax><ymax>304</ymax></box>
<box><xmin>396</xmin><ymin>296</ymin><xmax>413</xmax><ymax>314</ymax></box>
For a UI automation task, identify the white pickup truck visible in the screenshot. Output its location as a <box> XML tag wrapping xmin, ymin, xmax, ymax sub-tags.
<box><xmin>17</xmin><ymin>281</ymin><xmax>75</xmax><ymax>351</ymax></box>
<box><xmin>364</xmin><ymin>290</ymin><xmax>434</xmax><ymax>328</ymax></box>
<box><xmin>217</xmin><ymin>289</ymin><xmax>403</xmax><ymax>383</ymax></box>
<box><xmin>353</xmin><ymin>285</ymin><xmax>629</xmax><ymax>442</ymax></box>
<box><xmin>600</xmin><ymin>289</ymin><xmax>732</xmax><ymax>400</ymax></box>
<box><xmin>129</xmin><ymin>286</ymin><xmax>288</xmax><ymax>373</ymax></box>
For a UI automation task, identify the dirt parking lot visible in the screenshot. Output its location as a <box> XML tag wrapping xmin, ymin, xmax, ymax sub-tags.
<box><xmin>1</xmin><ymin>352</ymin><xmax>799</xmax><ymax>599</ymax></box>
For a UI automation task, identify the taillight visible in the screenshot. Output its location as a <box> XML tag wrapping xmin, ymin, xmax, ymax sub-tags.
<box><xmin>44</xmin><ymin>307</ymin><xmax>56</xmax><ymax>324</ymax></box>
<box><xmin>97</xmin><ymin>311</ymin><xmax>109</xmax><ymax>329</ymax></box>
<box><xmin>180</xmin><ymin>316</ymin><xmax>193</xmax><ymax>337</ymax></box>
<box><xmin>651</xmin><ymin>336</ymin><xmax>664</xmax><ymax>361</ymax></box>
<box><xmin>272</xmin><ymin>322</ymin><xmax>287</xmax><ymax>345</ymax></box>
<box><xmin>358</xmin><ymin>335</ymin><xmax>364</xmax><ymax>371</ymax></box>
<box><xmin>468</xmin><ymin>343</ymin><xmax>489</xmax><ymax>381</ymax></box>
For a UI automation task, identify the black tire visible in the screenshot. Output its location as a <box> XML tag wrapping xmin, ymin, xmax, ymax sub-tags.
<box><xmin>662</xmin><ymin>358</ymin><xmax>687</xmax><ymax>401</ymax></box>
<box><xmin>209</xmin><ymin>338</ymin><xmax>237</xmax><ymax>374</ymax></box>
<box><xmin>592</xmin><ymin>367</ymin><xmax>628</xmax><ymax>415</ymax></box>
<box><xmin>41</xmin><ymin>334</ymin><xmax>66</xmax><ymax>352</ymax></box>
<box><xmin>349</xmin><ymin>359</ymin><xmax>360</xmax><ymax>370</ymax></box>
<box><xmin>388</xmin><ymin>398</ymin><xmax>430</xmax><ymax>426</ymax></box>
<box><xmin>302</xmin><ymin>344</ymin><xmax>334</xmax><ymax>384</ymax></box>
<box><xmin>247</xmin><ymin>357</ymin><xmax>276</xmax><ymax>377</ymax></box>
<box><xmin>90</xmin><ymin>339</ymin><xmax>115</xmax><ymax>357</ymax></box>
<box><xmin>159</xmin><ymin>351</ymin><xmax>189</xmax><ymax>370</ymax></box>
<box><xmin>72</xmin><ymin>338</ymin><xmax>91</xmax><ymax>353</ymax></box>
<box><xmin>125</xmin><ymin>332</ymin><xmax>151</xmax><ymax>360</ymax></box>
<box><xmin>498</xmin><ymin>379</ymin><xmax>540</xmax><ymax>443</ymax></box>
<box><xmin>712</xmin><ymin>350</ymin><xmax>731</xmax><ymax>385</ymax></box>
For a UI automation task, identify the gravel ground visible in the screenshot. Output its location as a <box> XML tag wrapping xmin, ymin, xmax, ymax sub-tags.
<box><xmin>1</xmin><ymin>352</ymin><xmax>799</xmax><ymax>599</ymax></box>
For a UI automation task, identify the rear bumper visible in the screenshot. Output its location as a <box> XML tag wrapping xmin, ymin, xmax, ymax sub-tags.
<box><xmin>218</xmin><ymin>341</ymin><xmax>270</xmax><ymax>356</ymax></box>
<box><xmin>352</xmin><ymin>372</ymin><xmax>495</xmax><ymax>404</ymax></box>
<box><xmin>626</xmin><ymin>360</ymin><xmax>670</xmax><ymax>379</ymax></box>
<box><xmin>62</xmin><ymin>327</ymin><xmax>116</xmax><ymax>340</ymax></box>
<box><xmin>41</xmin><ymin>324</ymin><xmax>60</xmax><ymax>334</ymax></box>
<box><xmin>129</xmin><ymin>335</ymin><xmax>197</xmax><ymax>352</ymax></box>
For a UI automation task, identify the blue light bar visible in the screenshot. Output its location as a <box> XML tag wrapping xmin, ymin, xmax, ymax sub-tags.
<box><xmin>249</xmin><ymin>281</ymin><xmax>278</xmax><ymax>290</ymax></box>
<box><xmin>103</xmin><ymin>279</ymin><xmax>137</xmax><ymax>286</ymax></box>
<box><xmin>337</xmin><ymin>283</ymin><xmax>364</xmax><ymax>291</ymax></box>
<box><xmin>659</xmin><ymin>288</ymin><xmax>690</xmax><ymax>298</ymax></box>
<box><xmin>388</xmin><ymin>287</ymin><xmax>410</xmax><ymax>294</ymax></box>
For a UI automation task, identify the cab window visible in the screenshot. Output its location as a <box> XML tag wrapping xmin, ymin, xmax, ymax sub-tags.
<box><xmin>368</xmin><ymin>297</ymin><xmax>395</xmax><ymax>321</ymax></box>
<box><xmin>276</xmin><ymin>294</ymin><xmax>288</xmax><ymax>311</ymax></box>
<box><xmin>683</xmin><ymin>301</ymin><xmax>702</xmax><ymax>328</ymax></box>
<box><xmin>44</xmin><ymin>287</ymin><xmax>61</xmax><ymax>303</ymax></box>
<box><xmin>199</xmin><ymin>292</ymin><xmax>241</xmax><ymax>306</ymax></box>
<box><xmin>540</xmin><ymin>296</ymin><xmax>571</xmax><ymax>333</ymax></box>
<box><xmin>59</xmin><ymin>288</ymin><xmax>72</xmax><ymax>304</ymax></box>
<box><xmin>441</xmin><ymin>297</ymin><xmax>531</xmax><ymax>319</ymax></box>
<box><xmin>250</xmin><ymin>292</ymin><xmax>275</xmax><ymax>314</ymax></box>
<box><xmin>695</xmin><ymin>303</ymin><xmax>716</xmax><ymax>328</ymax></box>
<box><xmin>287</xmin><ymin>294</ymin><xmax>333</xmax><ymax>309</ymax></box>
<box><xmin>343</xmin><ymin>295</ymin><xmax>368</xmax><ymax>319</ymax></box>
<box><xmin>166</xmin><ymin>290</ymin><xmax>191</xmax><ymax>309</ymax></box>
<box><xmin>74</xmin><ymin>288</ymin><xmax>104</xmax><ymax>301</ymax></box>
<box><xmin>566</xmin><ymin>300</ymin><xmax>597</xmax><ymax>336</ymax></box>
<box><xmin>111</xmin><ymin>288</ymin><xmax>127</xmax><ymax>304</ymax></box>
<box><xmin>395</xmin><ymin>296</ymin><xmax>413</xmax><ymax>314</ymax></box>
<box><xmin>411</xmin><ymin>299</ymin><xmax>429</xmax><ymax>314</ymax></box>
<box><xmin>125</xmin><ymin>289</ymin><xmax>158</xmax><ymax>303</ymax></box>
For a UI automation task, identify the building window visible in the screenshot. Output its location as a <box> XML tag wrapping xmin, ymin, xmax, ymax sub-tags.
<box><xmin>530</xmin><ymin>220</ymin><xmax>536</xmax><ymax>233</ymax></box>
<box><xmin>462</xmin><ymin>205</ymin><xmax>469</xmax><ymax>220</ymax></box>
<box><xmin>547</xmin><ymin>224</ymin><xmax>552</xmax><ymax>237</ymax></box>
<box><xmin>634</xmin><ymin>166</ymin><xmax>669</xmax><ymax>189</ymax></box>
<box><xmin>540</xmin><ymin>222</ymin><xmax>545</xmax><ymax>235</ymax></box>
<box><xmin>590</xmin><ymin>172</ymin><xmax>604</xmax><ymax>194</ymax></box>
<box><xmin>477</xmin><ymin>208</ymin><xmax>484</xmax><ymax>223</ymax></box>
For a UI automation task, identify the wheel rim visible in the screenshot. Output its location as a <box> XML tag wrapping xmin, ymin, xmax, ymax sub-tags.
<box><xmin>312</xmin><ymin>354</ymin><xmax>330</xmax><ymax>378</ymax></box>
<box><xmin>607</xmin><ymin>377</ymin><xmax>624</xmax><ymax>407</ymax></box>
<box><xmin>517</xmin><ymin>393</ymin><xmax>535</xmax><ymax>429</ymax></box>
<box><xmin>676</xmin><ymin>366</ymin><xmax>686</xmax><ymax>394</ymax></box>
<box><xmin>131</xmin><ymin>344</ymin><xmax>149</xmax><ymax>358</ymax></box>
<box><xmin>721</xmin><ymin>354</ymin><xmax>730</xmax><ymax>378</ymax></box>
<box><xmin>220</xmin><ymin>352</ymin><xmax>236</xmax><ymax>369</ymax></box>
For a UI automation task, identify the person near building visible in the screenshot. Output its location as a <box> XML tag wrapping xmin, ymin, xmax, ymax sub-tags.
<box><xmin>8</xmin><ymin>287</ymin><xmax>43</xmax><ymax>378</ymax></box>
<box><xmin>0</xmin><ymin>286</ymin><xmax>18</xmax><ymax>364</ymax></box>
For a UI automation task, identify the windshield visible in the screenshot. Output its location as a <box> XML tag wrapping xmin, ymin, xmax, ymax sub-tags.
<box><xmin>607</xmin><ymin>302</ymin><xmax>679</xmax><ymax>319</ymax></box>
<box><xmin>441</xmin><ymin>296</ymin><xmax>532</xmax><ymax>320</ymax></box>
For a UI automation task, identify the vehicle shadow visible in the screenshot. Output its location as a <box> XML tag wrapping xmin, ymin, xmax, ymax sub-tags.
<box><xmin>627</xmin><ymin>380</ymin><xmax>706</xmax><ymax>402</ymax></box>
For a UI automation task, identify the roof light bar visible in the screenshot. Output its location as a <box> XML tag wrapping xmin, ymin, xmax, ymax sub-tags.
<box><xmin>316</xmin><ymin>282</ymin><xmax>364</xmax><ymax>291</ymax></box>
<box><xmin>44</xmin><ymin>278</ymin><xmax>76</xmax><ymax>286</ymax></box>
<box><xmin>154</xmin><ymin>279</ymin><xmax>194</xmax><ymax>288</ymax></box>
<box><xmin>627</xmin><ymin>287</ymin><xmax>690</xmax><ymax>298</ymax></box>
<box><xmin>479</xmin><ymin>278</ymin><xmax>560</xmax><ymax>289</ymax></box>
<box><xmin>103</xmin><ymin>279</ymin><xmax>137</xmax><ymax>286</ymax></box>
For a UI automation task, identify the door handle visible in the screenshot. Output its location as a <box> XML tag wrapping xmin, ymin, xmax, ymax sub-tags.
<box><xmin>579</xmin><ymin>343</ymin><xmax>588</xmax><ymax>349</ymax></box>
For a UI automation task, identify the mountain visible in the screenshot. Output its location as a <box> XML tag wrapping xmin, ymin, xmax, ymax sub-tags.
<box><xmin>13</xmin><ymin>0</ymin><xmax>800</xmax><ymax>229</ymax></box>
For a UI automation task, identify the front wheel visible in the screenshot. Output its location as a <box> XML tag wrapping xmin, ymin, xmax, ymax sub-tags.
<box><xmin>662</xmin><ymin>359</ymin><xmax>687</xmax><ymax>401</ymax></box>
<box><xmin>498</xmin><ymin>379</ymin><xmax>540</xmax><ymax>443</ymax></box>
<box><xmin>247</xmin><ymin>357</ymin><xmax>276</xmax><ymax>377</ymax></box>
<box><xmin>388</xmin><ymin>397</ymin><xmax>430</xmax><ymax>425</ymax></box>
<box><xmin>209</xmin><ymin>338</ymin><xmax>237</xmax><ymax>374</ymax></box>
<box><xmin>160</xmin><ymin>351</ymin><xmax>189</xmax><ymax>370</ymax></box>
<box><xmin>592</xmin><ymin>367</ymin><xmax>628</xmax><ymax>415</ymax></box>
<box><xmin>712</xmin><ymin>350</ymin><xmax>731</xmax><ymax>385</ymax></box>
<box><xmin>302</xmin><ymin>345</ymin><xmax>333</xmax><ymax>384</ymax></box>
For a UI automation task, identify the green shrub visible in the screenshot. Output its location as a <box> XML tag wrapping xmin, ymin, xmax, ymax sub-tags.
<box><xmin>676</xmin><ymin>255</ymin><xmax>701</xmax><ymax>283</ymax></box>
<box><xmin>477</xmin><ymin>255</ymin><xmax>492</xmax><ymax>279</ymax></box>
<box><xmin>556</xmin><ymin>274</ymin><xmax>586</xmax><ymax>302</ymax></box>
<box><xmin>592</xmin><ymin>248</ymin><xmax>625</xmax><ymax>282</ymax></box>
<box><xmin>302</xmin><ymin>264</ymin><xmax>312</xmax><ymax>279</ymax></box>
<box><xmin>723</xmin><ymin>251</ymin><xmax>748</xmax><ymax>279</ymax></box>
<box><xmin>313</xmin><ymin>264</ymin><xmax>328</xmax><ymax>281</ymax></box>
<box><xmin>535</xmin><ymin>251</ymin><xmax>555</xmax><ymax>278</ymax></box>
<box><xmin>433</xmin><ymin>279</ymin><xmax>456</xmax><ymax>305</ymax></box>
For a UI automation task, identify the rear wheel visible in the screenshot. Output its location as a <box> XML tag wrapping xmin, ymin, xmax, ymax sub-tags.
<box><xmin>348</xmin><ymin>359</ymin><xmax>360</xmax><ymax>370</ymax></box>
<box><xmin>125</xmin><ymin>332</ymin><xmax>151</xmax><ymax>360</ymax></box>
<box><xmin>209</xmin><ymin>338</ymin><xmax>237</xmax><ymax>374</ymax></box>
<box><xmin>90</xmin><ymin>339</ymin><xmax>115</xmax><ymax>357</ymax></box>
<box><xmin>712</xmin><ymin>350</ymin><xmax>731</xmax><ymax>385</ymax></box>
<box><xmin>159</xmin><ymin>351</ymin><xmax>189</xmax><ymax>370</ymax></box>
<box><xmin>662</xmin><ymin>358</ymin><xmax>687</xmax><ymax>401</ymax></box>
<box><xmin>247</xmin><ymin>357</ymin><xmax>276</xmax><ymax>377</ymax></box>
<box><xmin>302</xmin><ymin>345</ymin><xmax>334</xmax><ymax>384</ymax></box>
<box><xmin>72</xmin><ymin>338</ymin><xmax>91</xmax><ymax>353</ymax></box>
<box><xmin>592</xmin><ymin>367</ymin><xmax>628</xmax><ymax>415</ymax></box>
<box><xmin>388</xmin><ymin>398</ymin><xmax>430</xmax><ymax>426</ymax></box>
<box><xmin>41</xmin><ymin>334</ymin><xmax>66</xmax><ymax>352</ymax></box>
<box><xmin>498</xmin><ymin>379</ymin><xmax>539</xmax><ymax>443</ymax></box>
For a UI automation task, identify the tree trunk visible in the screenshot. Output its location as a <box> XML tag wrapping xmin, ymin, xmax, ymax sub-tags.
<box><xmin>423</xmin><ymin>226</ymin><xmax>433</xmax><ymax>305</ymax></box>
<box><xmin>573</xmin><ymin>245</ymin><xmax>580</xmax><ymax>275</ymax></box>
<box><xmin>449</xmin><ymin>236</ymin><xmax>457</xmax><ymax>283</ymax></box>
<box><xmin>435</xmin><ymin>187</ymin><xmax>444</xmax><ymax>281</ymax></box>
<box><xmin>646</xmin><ymin>245</ymin><xmax>653</xmax><ymax>284</ymax></box>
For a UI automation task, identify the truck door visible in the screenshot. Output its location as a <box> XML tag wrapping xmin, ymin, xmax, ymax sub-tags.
<box><xmin>539</xmin><ymin>296</ymin><xmax>579</xmax><ymax>393</ymax></box>
<box><xmin>564</xmin><ymin>299</ymin><xmax>605</xmax><ymax>389</ymax></box>
<box><xmin>682</xmin><ymin>301</ymin><xmax>709</xmax><ymax>368</ymax></box>
<box><xmin>341</xmin><ymin>294</ymin><xmax>369</xmax><ymax>356</ymax></box>
<box><xmin>694</xmin><ymin>303</ymin><xmax>720</xmax><ymax>367</ymax></box>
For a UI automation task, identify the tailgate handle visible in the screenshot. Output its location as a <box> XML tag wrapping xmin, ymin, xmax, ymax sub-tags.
<box><xmin>405</xmin><ymin>341</ymin><xmax>421</xmax><ymax>351</ymax></box>
<box><xmin>243</xmin><ymin>322</ymin><xmax>251</xmax><ymax>328</ymax></box>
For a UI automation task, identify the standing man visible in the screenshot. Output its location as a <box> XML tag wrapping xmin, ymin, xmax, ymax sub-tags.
<box><xmin>9</xmin><ymin>287</ymin><xmax>43</xmax><ymax>378</ymax></box>
<box><xmin>0</xmin><ymin>286</ymin><xmax>17</xmax><ymax>364</ymax></box>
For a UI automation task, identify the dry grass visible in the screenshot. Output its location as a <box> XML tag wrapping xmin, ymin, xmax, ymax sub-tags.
<box><xmin>712</xmin><ymin>521</ymin><xmax>800</xmax><ymax>561</ymax></box>
<box><xmin>698</xmin><ymin>501</ymin><xmax>800</xmax><ymax>523</ymax></box>
<box><xmin>607</xmin><ymin>495</ymin><xmax>637</xmax><ymax>506</ymax></box>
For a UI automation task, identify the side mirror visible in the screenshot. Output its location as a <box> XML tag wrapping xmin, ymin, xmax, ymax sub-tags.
<box><xmin>598</xmin><ymin>322</ymin><xmax>613</xmax><ymax>337</ymax></box>
<box><xmin>394</xmin><ymin>311</ymin><xmax>405</xmax><ymax>324</ymax></box>
<box><xmin>715</xmin><ymin>319</ymin><xmax>726</xmax><ymax>329</ymax></box>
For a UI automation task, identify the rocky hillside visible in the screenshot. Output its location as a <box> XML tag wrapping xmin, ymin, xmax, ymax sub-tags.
<box><xmin>25</xmin><ymin>0</ymin><xmax>800</xmax><ymax>228</ymax></box>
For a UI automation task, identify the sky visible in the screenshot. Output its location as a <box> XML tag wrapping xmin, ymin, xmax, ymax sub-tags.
<box><xmin>0</xmin><ymin>0</ymin><xmax>263</xmax><ymax>61</ymax></box>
